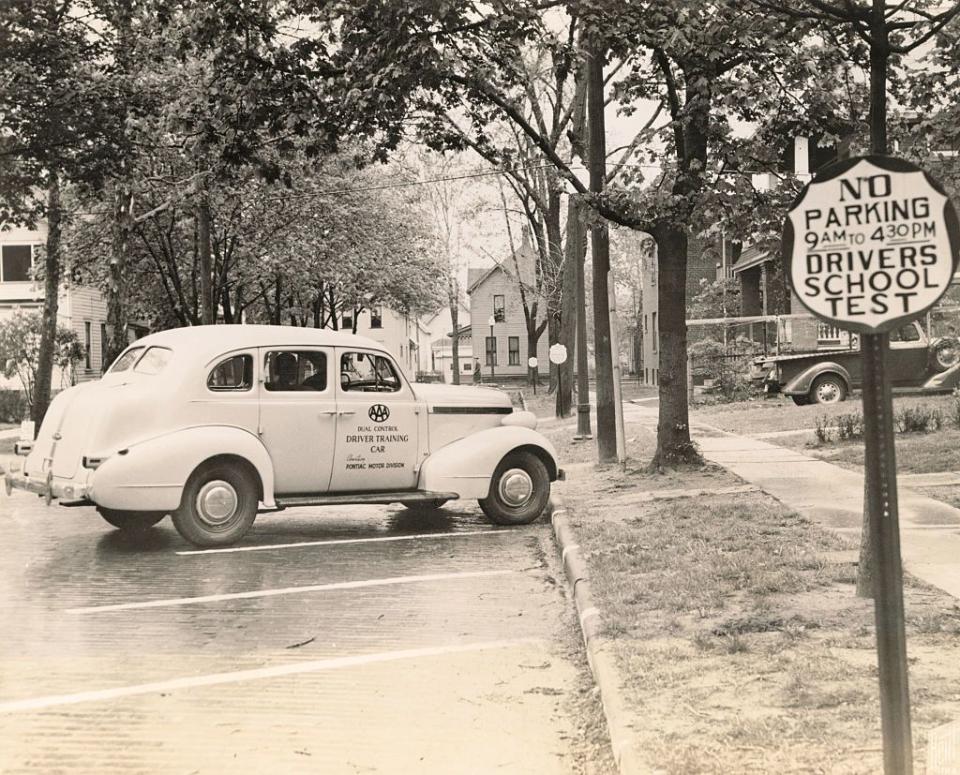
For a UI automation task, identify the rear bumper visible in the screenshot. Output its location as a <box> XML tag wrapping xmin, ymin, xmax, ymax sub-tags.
<box><xmin>3</xmin><ymin>464</ymin><xmax>90</xmax><ymax>505</ymax></box>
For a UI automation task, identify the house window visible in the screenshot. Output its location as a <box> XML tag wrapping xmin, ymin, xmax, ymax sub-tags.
<box><xmin>463</xmin><ymin>362</ymin><xmax>472</xmax><ymax>372</ymax></box>
<box><xmin>100</xmin><ymin>323</ymin><xmax>107</xmax><ymax>370</ymax></box>
<box><xmin>370</xmin><ymin>307</ymin><xmax>382</xmax><ymax>329</ymax></box>
<box><xmin>341</xmin><ymin>311</ymin><xmax>353</xmax><ymax>330</ymax></box>
<box><xmin>485</xmin><ymin>336</ymin><xmax>497</xmax><ymax>366</ymax></box>
<box><xmin>493</xmin><ymin>295</ymin><xmax>505</xmax><ymax>322</ymax></box>
<box><xmin>1</xmin><ymin>245</ymin><xmax>32</xmax><ymax>282</ymax></box>
<box><xmin>652</xmin><ymin>312</ymin><xmax>658</xmax><ymax>352</ymax></box>
<box><xmin>508</xmin><ymin>336</ymin><xmax>520</xmax><ymax>365</ymax></box>
<box><xmin>84</xmin><ymin>322</ymin><xmax>91</xmax><ymax>369</ymax></box>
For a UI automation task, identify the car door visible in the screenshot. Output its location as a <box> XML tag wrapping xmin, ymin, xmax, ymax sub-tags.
<box><xmin>257</xmin><ymin>348</ymin><xmax>337</xmax><ymax>495</ymax></box>
<box><xmin>888</xmin><ymin>323</ymin><xmax>929</xmax><ymax>385</ymax></box>
<box><xmin>329</xmin><ymin>348</ymin><xmax>420</xmax><ymax>492</ymax></box>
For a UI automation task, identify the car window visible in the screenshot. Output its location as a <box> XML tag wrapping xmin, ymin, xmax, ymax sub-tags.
<box><xmin>133</xmin><ymin>346</ymin><xmax>172</xmax><ymax>375</ymax></box>
<box><xmin>208</xmin><ymin>354</ymin><xmax>253</xmax><ymax>391</ymax></box>
<box><xmin>109</xmin><ymin>347</ymin><xmax>144</xmax><ymax>372</ymax></box>
<box><xmin>264</xmin><ymin>350</ymin><xmax>327</xmax><ymax>392</ymax></box>
<box><xmin>897</xmin><ymin>324</ymin><xmax>921</xmax><ymax>342</ymax></box>
<box><xmin>340</xmin><ymin>352</ymin><xmax>401</xmax><ymax>393</ymax></box>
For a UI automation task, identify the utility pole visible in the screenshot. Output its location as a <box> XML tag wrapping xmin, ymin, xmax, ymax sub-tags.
<box><xmin>587</xmin><ymin>40</ymin><xmax>617</xmax><ymax>462</ymax></box>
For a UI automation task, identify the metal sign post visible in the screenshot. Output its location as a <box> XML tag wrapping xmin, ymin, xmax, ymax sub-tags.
<box><xmin>783</xmin><ymin>156</ymin><xmax>960</xmax><ymax>775</ymax></box>
<box><xmin>549</xmin><ymin>344</ymin><xmax>568</xmax><ymax>420</ymax></box>
<box><xmin>528</xmin><ymin>357</ymin><xmax>538</xmax><ymax>395</ymax></box>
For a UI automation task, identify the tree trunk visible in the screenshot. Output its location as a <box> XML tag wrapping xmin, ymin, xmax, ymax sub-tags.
<box><xmin>197</xmin><ymin>189</ymin><xmax>215</xmax><ymax>325</ymax></box>
<box><xmin>450</xmin><ymin>298</ymin><xmax>460</xmax><ymax>385</ymax></box>
<box><xmin>105</xmin><ymin>185</ymin><xmax>132</xmax><ymax>363</ymax></box>
<box><xmin>31</xmin><ymin>174</ymin><xmax>63</xmax><ymax>429</ymax></box>
<box><xmin>650</xmin><ymin>222</ymin><xmax>697</xmax><ymax>467</ymax></box>
<box><xmin>587</xmin><ymin>42</ymin><xmax>617</xmax><ymax>462</ymax></box>
<box><xmin>557</xmin><ymin>196</ymin><xmax>581</xmax><ymax>418</ymax></box>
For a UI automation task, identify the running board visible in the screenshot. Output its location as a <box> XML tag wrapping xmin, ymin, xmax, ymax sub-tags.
<box><xmin>274</xmin><ymin>491</ymin><xmax>460</xmax><ymax>509</ymax></box>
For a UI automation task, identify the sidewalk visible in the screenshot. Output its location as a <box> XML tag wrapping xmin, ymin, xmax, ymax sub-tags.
<box><xmin>550</xmin><ymin>400</ymin><xmax>960</xmax><ymax>773</ymax></box>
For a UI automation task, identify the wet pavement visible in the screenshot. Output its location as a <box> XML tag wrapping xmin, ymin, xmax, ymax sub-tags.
<box><xmin>0</xmin><ymin>494</ymin><xmax>585</xmax><ymax>773</ymax></box>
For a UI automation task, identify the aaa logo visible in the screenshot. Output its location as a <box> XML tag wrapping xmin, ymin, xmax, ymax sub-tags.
<box><xmin>368</xmin><ymin>404</ymin><xmax>390</xmax><ymax>423</ymax></box>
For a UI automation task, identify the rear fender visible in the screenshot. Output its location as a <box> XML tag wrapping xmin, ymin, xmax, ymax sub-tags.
<box><xmin>89</xmin><ymin>426</ymin><xmax>276</xmax><ymax>511</ymax></box>
<box><xmin>419</xmin><ymin>426</ymin><xmax>559</xmax><ymax>499</ymax></box>
<box><xmin>782</xmin><ymin>362</ymin><xmax>852</xmax><ymax>397</ymax></box>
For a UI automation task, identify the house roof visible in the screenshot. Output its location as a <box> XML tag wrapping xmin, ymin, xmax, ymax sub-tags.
<box><xmin>732</xmin><ymin>244</ymin><xmax>771</xmax><ymax>274</ymax></box>
<box><xmin>466</xmin><ymin>228</ymin><xmax>539</xmax><ymax>294</ymax></box>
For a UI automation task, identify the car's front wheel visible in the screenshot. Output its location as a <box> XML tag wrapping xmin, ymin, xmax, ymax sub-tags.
<box><xmin>810</xmin><ymin>374</ymin><xmax>847</xmax><ymax>404</ymax></box>
<box><xmin>172</xmin><ymin>461</ymin><xmax>258</xmax><ymax>547</ymax></box>
<box><xmin>479</xmin><ymin>451</ymin><xmax>550</xmax><ymax>526</ymax></box>
<box><xmin>98</xmin><ymin>508</ymin><xmax>165</xmax><ymax>532</ymax></box>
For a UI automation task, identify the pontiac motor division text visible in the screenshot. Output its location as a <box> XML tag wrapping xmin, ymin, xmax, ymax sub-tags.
<box><xmin>801</xmin><ymin>244</ymin><xmax>940</xmax><ymax>317</ymax></box>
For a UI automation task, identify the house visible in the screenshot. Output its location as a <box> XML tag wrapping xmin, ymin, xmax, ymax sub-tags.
<box><xmin>0</xmin><ymin>222</ymin><xmax>110</xmax><ymax>390</ymax></box>
<box><xmin>430</xmin><ymin>324</ymin><xmax>474</xmax><ymax>383</ymax></box>
<box><xmin>420</xmin><ymin>300</ymin><xmax>473</xmax><ymax>382</ymax></box>
<box><xmin>638</xmin><ymin>233</ymin><xmax>719</xmax><ymax>386</ymax></box>
<box><xmin>730</xmin><ymin>135</ymin><xmax>846</xmax><ymax>351</ymax></box>
<box><xmin>339</xmin><ymin>305</ymin><xmax>429</xmax><ymax>378</ymax></box>
<box><xmin>466</xmin><ymin>233</ymin><xmax>549</xmax><ymax>381</ymax></box>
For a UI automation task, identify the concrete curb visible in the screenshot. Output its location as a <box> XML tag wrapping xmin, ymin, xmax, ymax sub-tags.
<box><xmin>550</xmin><ymin>497</ymin><xmax>650</xmax><ymax>775</ymax></box>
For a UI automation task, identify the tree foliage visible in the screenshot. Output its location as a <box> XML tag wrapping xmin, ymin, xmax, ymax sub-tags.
<box><xmin>0</xmin><ymin>311</ymin><xmax>84</xmax><ymax>411</ymax></box>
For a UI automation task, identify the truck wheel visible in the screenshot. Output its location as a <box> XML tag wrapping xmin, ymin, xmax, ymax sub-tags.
<box><xmin>172</xmin><ymin>462</ymin><xmax>257</xmax><ymax>547</ymax></box>
<box><xmin>810</xmin><ymin>374</ymin><xmax>847</xmax><ymax>404</ymax></box>
<box><xmin>402</xmin><ymin>499</ymin><xmax>449</xmax><ymax>512</ymax></box>
<box><xmin>929</xmin><ymin>337</ymin><xmax>960</xmax><ymax>372</ymax></box>
<box><xmin>98</xmin><ymin>508</ymin><xmax>165</xmax><ymax>532</ymax></box>
<box><xmin>479</xmin><ymin>451</ymin><xmax>550</xmax><ymax>526</ymax></box>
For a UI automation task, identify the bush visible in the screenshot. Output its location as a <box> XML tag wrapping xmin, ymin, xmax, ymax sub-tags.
<box><xmin>894</xmin><ymin>405</ymin><xmax>943</xmax><ymax>433</ymax></box>
<box><xmin>814</xmin><ymin>415</ymin><xmax>832</xmax><ymax>444</ymax></box>
<box><xmin>951</xmin><ymin>389</ymin><xmax>960</xmax><ymax>430</ymax></box>
<box><xmin>0</xmin><ymin>389</ymin><xmax>27</xmax><ymax>423</ymax></box>
<box><xmin>835</xmin><ymin>411</ymin><xmax>864</xmax><ymax>441</ymax></box>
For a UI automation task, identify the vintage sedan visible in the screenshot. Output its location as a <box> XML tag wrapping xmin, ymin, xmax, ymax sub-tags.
<box><xmin>750</xmin><ymin>320</ymin><xmax>960</xmax><ymax>404</ymax></box>
<box><xmin>4</xmin><ymin>325</ymin><xmax>563</xmax><ymax>546</ymax></box>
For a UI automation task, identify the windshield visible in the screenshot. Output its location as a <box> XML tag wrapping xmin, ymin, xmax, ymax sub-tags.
<box><xmin>133</xmin><ymin>346</ymin><xmax>173</xmax><ymax>375</ymax></box>
<box><xmin>109</xmin><ymin>347</ymin><xmax>144</xmax><ymax>373</ymax></box>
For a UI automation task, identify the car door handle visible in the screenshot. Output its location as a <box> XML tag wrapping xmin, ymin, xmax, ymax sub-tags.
<box><xmin>321</xmin><ymin>409</ymin><xmax>338</xmax><ymax>415</ymax></box>
<box><xmin>338</xmin><ymin>410</ymin><xmax>356</xmax><ymax>416</ymax></box>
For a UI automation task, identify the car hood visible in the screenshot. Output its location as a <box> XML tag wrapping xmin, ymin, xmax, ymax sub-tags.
<box><xmin>412</xmin><ymin>382</ymin><xmax>514</xmax><ymax>411</ymax></box>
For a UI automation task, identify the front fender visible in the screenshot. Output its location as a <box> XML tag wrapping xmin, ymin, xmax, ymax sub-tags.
<box><xmin>89</xmin><ymin>426</ymin><xmax>276</xmax><ymax>511</ymax></box>
<box><xmin>419</xmin><ymin>427</ymin><xmax>559</xmax><ymax>499</ymax></box>
<box><xmin>782</xmin><ymin>362</ymin><xmax>852</xmax><ymax>396</ymax></box>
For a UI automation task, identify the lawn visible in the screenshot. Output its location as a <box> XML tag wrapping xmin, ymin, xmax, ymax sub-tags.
<box><xmin>557</xmin><ymin>442</ymin><xmax>960</xmax><ymax>773</ymax></box>
<box><xmin>514</xmin><ymin>380</ymin><xmax>658</xmax><ymax>422</ymax></box>
<box><xmin>692</xmin><ymin>392</ymin><xmax>958</xmax><ymax>435</ymax></box>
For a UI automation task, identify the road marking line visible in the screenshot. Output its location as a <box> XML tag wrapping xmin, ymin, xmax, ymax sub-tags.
<box><xmin>0</xmin><ymin>638</ymin><xmax>543</xmax><ymax>714</ymax></box>
<box><xmin>176</xmin><ymin>529</ymin><xmax>507</xmax><ymax>556</ymax></box>
<box><xmin>66</xmin><ymin>570</ymin><xmax>515</xmax><ymax>614</ymax></box>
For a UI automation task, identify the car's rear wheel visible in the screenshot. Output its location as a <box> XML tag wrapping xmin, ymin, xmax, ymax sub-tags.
<box><xmin>402</xmin><ymin>499</ymin><xmax>449</xmax><ymax>512</ymax></box>
<box><xmin>172</xmin><ymin>461</ymin><xmax>258</xmax><ymax>547</ymax></box>
<box><xmin>479</xmin><ymin>451</ymin><xmax>550</xmax><ymax>526</ymax></box>
<box><xmin>810</xmin><ymin>374</ymin><xmax>847</xmax><ymax>404</ymax></box>
<box><xmin>929</xmin><ymin>337</ymin><xmax>960</xmax><ymax>372</ymax></box>
<box><xmin>98</xmin><ymin>508</ymin><xmax>165</xmax><ymax>532</ymax></box>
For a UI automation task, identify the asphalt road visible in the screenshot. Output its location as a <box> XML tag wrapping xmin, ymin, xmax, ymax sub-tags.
<box><xmin>0</xmin><ymin>493</ymin><xmax>596</xmax><ymax>774</ymax></box>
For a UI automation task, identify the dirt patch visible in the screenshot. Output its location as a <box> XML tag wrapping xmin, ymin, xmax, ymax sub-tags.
<box><xmin>559</xmin><ymin>458</ymin><xmax>960</xmax><ymax>772</ymax></box>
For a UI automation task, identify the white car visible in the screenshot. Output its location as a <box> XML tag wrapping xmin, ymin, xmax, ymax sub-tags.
<box><xmin>5</xmin><ymin>325</ymin><xmax>562</xmax><ymax>547</ymax></box>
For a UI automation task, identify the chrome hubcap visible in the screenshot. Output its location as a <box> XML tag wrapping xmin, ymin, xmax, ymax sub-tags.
<box><xmin>499</xmin><ymin>468</ymin><xmax>534</xmax><ymax>507</ymax></box>
<box><xmin>196</xmin><ymin>480</ymin><xmax>238</xmax><ymax>526</ymax></box>
<box><xmin>817</xmin><ymin>382</ymin><xmax>841</xmax><ymax>403</ymax></box>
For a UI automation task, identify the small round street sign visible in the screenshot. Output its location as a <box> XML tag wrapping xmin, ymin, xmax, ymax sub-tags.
<box><xmin>528</xmin><ymin>357</ymin><xmax>538</xmax><ymax>368</ymax></box>
<box><xmin>549</xmin><ymin>344</ymin><xmax>568</xmax><ymax>365</ymax></box>
<box><xmin>783</xmin><ymin>156</ymin><xmax>960</xmax><ymax>333</ymax></box>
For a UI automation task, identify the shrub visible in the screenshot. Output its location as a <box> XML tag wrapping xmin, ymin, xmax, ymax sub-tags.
<box><xmin>0</xmin><ymin>389</ymin><xmax>26</xmax><ymax>423</ymax></box>
<box><xmin>814</xmin><ymin>415</ymin><xmax>832</xmax><ymax>444</ymax></box>
<box><xmin>894</xmin><ymin>405</ymin><xmax>943</xmax><ymax>434</ymax></box>
<box><xmin>835</xmin><ymin>411</ymin><xmax>864</xmax><ymax>441</ymax></box>
<box><xmin>951</xmin><ymin>389</ymin><xmax>960</xmax><ymax>430</ymax></box>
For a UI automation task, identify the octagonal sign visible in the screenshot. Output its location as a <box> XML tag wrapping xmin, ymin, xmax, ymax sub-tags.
<box><xmin>783</xmin><ymin>156</ymin><xmax>960</xmax><ymax>333</ymax></box>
